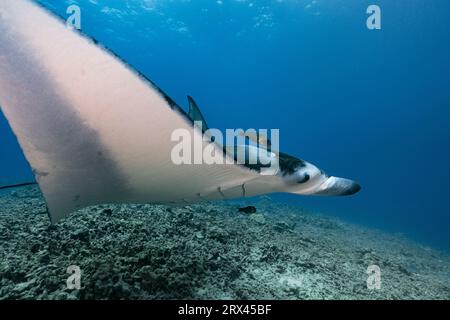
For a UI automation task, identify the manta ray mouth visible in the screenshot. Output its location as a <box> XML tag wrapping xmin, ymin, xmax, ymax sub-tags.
<box><xmin>341</xmin><ymin>181</ymin><xmax>361</xmax><ymax>196</ymax></box>
<box><xmin>315</xmin><ymin>177</ymin><xmax>361</xmax><ymax>196</ymax></box>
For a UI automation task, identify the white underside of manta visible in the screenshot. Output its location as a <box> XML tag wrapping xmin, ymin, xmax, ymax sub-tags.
<box><xmin>0</xmin><ymin>0</ymin><xmax>360</xmax><ymax>223</ymax></box>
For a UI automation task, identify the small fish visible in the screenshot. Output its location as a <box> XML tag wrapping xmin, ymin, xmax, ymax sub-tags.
<box><xmin>238</xmin><ymin>206</ymin><xmax>257</xmax><ymax>214</ymax></box>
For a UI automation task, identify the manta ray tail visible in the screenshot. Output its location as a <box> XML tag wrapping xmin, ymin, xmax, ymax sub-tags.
<box><xmin>0</xmin><ymin>182</ymin><xmax>38</xmax><ymax>190</ymax></box>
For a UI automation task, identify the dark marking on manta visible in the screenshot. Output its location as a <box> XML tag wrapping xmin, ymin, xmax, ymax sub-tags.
<box><xmin>33</xmin><ymin>1</ymin><xmax>192</xmax><ymax>124</ymax></box>
<box><xmin>278</xmin><ymin>152</ymin><xmax>306</xmax><ymax>176</ymax></box>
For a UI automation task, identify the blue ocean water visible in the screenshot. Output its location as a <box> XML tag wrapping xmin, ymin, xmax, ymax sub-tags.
<box><xmin>1</xmin><ymin>0</ymin><xmax>450</xmax><ymax>251</ymax></box>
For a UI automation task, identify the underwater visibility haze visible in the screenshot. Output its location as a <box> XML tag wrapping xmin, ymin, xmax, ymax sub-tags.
<box><xmin>0</xmin><ymin>0</ymin><xmax>450</xmax><ymax>300</ymax></box>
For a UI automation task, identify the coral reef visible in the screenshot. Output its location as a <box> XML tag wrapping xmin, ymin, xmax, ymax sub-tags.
<box><xmin>0</xmin><ymin>186</ymin><xmax>449</xmax><ymax>300</ymax></box>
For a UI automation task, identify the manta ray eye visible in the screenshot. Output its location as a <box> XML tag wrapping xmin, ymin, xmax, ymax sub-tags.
<box><xmin>297</xmin><ymin>173</ymin><xmax>310</xmax><ymax>184</ymax></box>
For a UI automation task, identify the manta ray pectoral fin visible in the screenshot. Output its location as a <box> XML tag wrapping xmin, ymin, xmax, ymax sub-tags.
<box><xmin>0</xmin><ymin>0</ymin><xmax>261</xmax><ymax>223</ymax></box>
<box><xmin>187</xmin><ymin>95</ymin><xmax>209</xmax><ymax>130</ymax></box>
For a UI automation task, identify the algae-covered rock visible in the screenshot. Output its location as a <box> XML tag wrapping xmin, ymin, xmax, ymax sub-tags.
<box><xmin>249</xmin><ymin>213</ymin><xmax>266</xmax><ymax>224</ymax></box>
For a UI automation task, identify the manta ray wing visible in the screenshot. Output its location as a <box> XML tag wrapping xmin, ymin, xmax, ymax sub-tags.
<box><xmin>0</xmin><ymin>0</ymin><xmax>260</xmax><ymax>222</ymax></box>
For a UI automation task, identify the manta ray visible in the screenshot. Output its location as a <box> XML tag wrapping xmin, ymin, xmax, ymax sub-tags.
<box><xmin>0</xmin><ymin>0</ymin><xmax>360</xmax><ymax>223</ymax></box>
